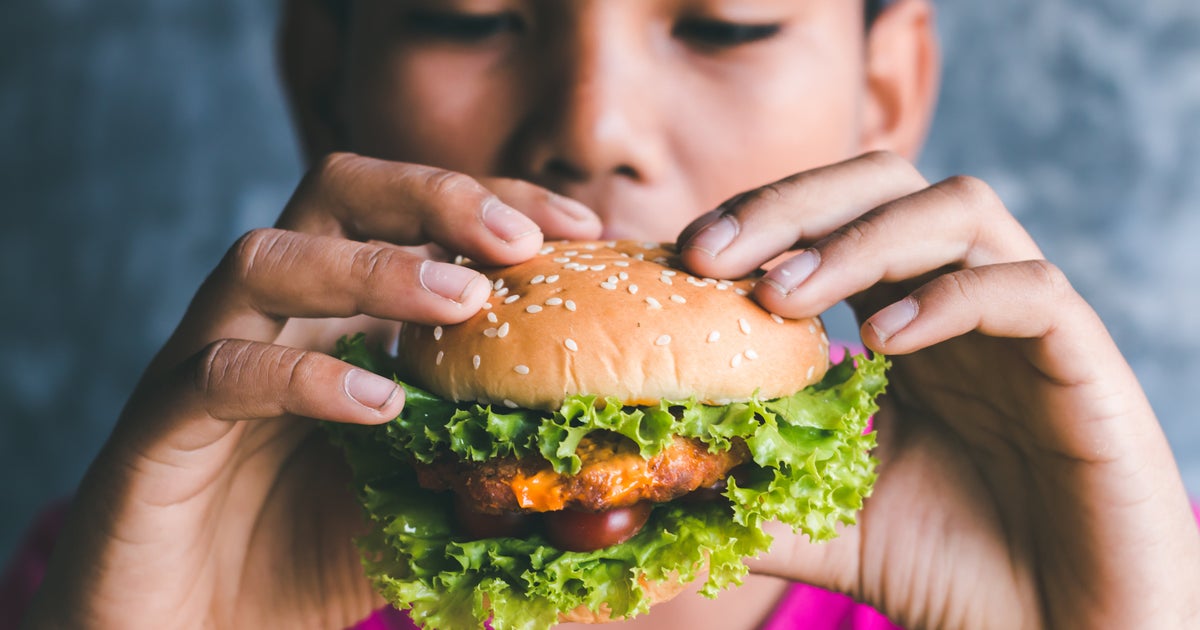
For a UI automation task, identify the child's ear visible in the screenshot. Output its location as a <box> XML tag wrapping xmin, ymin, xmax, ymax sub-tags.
<box><xmin>860</xmin><ymin>0</ymin><xmax>941</xmax><ymax>160</ymax></box>
<box><xmin>278</xmin><ymin>0</ymin><xmax>347</xmax><ymax>162</ymax></box>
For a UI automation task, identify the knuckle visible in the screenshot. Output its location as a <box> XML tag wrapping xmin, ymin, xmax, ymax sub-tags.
<box><xmin>226</xmin><ymin>228</ymin><xmax>290</xmax><ymax>286</ymax></box>
<box><xmin>938</xmin><ymin>174</ymin><xmax>1003</xmax><ymax>213</ymax></box>
<box><xmin>1024</xmin><ymin>259</ymin><xmax>1073</xmax><ymax>300</ymax></box>
<box><xmin>311</xmin><ymin>151</ymin><xmax>362</xmax><ymax>186</ymax></box>
<box><xmin>194</xmin><ymin>338</ymin><xmax>245</xmax><ymax>397</ymax></box>
<box><xmin>423</xmin><ymin>169</ymin><xmax>485</xmax><ymax>205</ymax></box>
<box><xmin>351</xmin><ymin>243</ymin><xmax>404</xmax><ymax>287</ymax></box>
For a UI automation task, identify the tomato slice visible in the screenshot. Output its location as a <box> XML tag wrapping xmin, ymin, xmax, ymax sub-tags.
<box><xmin>544</xmin><ymin>503</ymin><xmax>652</xmax><ymax>552</ymax></box>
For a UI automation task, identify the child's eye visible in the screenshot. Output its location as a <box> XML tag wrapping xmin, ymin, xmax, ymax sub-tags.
<box><xmin>403</xmin><ymin>10</ymin><xmax>525</xmax><ymax>42</ymax></box>
<box><xmin>673</xmin><ymin>19</ymin><xmax>783</xmax><ymax>48</ymax></box>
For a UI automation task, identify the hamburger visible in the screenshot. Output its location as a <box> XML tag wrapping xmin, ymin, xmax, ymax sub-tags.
<box><xmin>331</xmin><ymin>240</ymin><xmax>888</xmax><ymax>629</ymax></box>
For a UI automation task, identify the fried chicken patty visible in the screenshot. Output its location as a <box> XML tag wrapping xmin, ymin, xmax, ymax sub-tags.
<box><xmin>413</xmin><ymin>432</ymin><xmax>751</xmax><ymax>513</ymax></box>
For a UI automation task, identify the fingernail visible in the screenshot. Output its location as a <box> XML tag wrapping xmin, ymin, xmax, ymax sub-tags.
<box><xmin>420</xmin><ymin>260</ymin><xmax>485</xmax><ymax>303</ymax></box>
<box><xmin>868</xmin><ymin>297</ymin><xmax>919</xmax><ymax>344</ymax></box>
<box><xmin>686</xmin><ymin>215</ymin><xmax>739</xmax><ymax>257</ymax></box>
<box><xmin>549</xmin><ymin>193</ymin><xmax>596</xmax><ymax>222</ymax></box>
<box><xmin>482</xmin><ymin>197</ymin><xmax>540</xmax><ymax>242</ymax></box>
<box><xmin>762</xmin><ymin>250</ymin><xmax>820</xmax><ymax>296</ymax></box>
<box><xmin>345</xmin><ymin>369</ymin><xmax>400</xmax><ymax>410</ymax></box>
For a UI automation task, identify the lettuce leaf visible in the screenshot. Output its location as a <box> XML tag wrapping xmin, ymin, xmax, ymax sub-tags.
<box><xmin>330</xmin><ymin>333</ymin><xmax>888</xmax><ymax>630</ymax></box>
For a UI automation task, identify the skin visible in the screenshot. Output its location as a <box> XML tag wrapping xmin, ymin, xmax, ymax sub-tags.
<box><xmin>23</xmin><ymin>0</ymin><xmax>1200</xmax><ymax>628</ymax></box>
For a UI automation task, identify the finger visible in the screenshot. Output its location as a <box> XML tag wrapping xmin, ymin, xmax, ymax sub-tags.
<box><xmin>279</xmin><ymin>153</ymin><xmax>544</xmax><ymax>266</ymax></box>
<box><xmin>482</xmin><ymin>177</ymin><xmax>604</xmax><ymax>241</ymax></box>
<box><xmin>187</xmin><ymin>339</ymin><xmax>404</xmax><ymax>426</ymax></box>
<box><xmin>175</xmin><ymin>229</ymin><xmax>491</xmax><ymax>352</ymax></box>
<box><xmin>858</xmin><ymin>260</ymin><xmax>1099</xmax><ymax>366</ymax></box>
<box><xmin>677</xmin><ymin>151</ymin><xmax>929</xmax><ymax>278</ymax></box>
<box><xmin>751</xmin><ymin>175</ymin><xmax>1043</xmax><ymax>319</ymax></box>
<box><xmin>133</xmin><ymin>339</ymin><xmax>403</xmax><ymax>454</ymax></box>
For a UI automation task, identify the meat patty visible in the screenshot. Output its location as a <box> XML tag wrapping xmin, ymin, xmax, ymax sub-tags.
<box><xmin>413</xmin><ymin>432</ymin><xmax>750</xmax><ymax>514</ymax></box>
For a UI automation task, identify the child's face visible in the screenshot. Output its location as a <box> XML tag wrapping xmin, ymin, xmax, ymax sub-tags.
<box><xmin>327</xmin><ymin>0</ymin><xmax>891</xmax><ymax>241</ymax></box>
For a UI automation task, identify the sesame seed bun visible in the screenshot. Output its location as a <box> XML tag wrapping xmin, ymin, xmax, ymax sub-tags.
<box><xmin>397</xmin><ymin>240</ymin><xmax>830</xmax><ymax>409</ymax></box>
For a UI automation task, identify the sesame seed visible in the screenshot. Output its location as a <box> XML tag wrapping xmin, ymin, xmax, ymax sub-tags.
<box><xmin>498</xmin><ymin>322</ymin><xmax>510</xmax><ymax>338</ymax></box>
<box><xmin>503</xmin><ymin>399</ymin><xmax>519</xmax><ymax>408</ymax></box>
<box><xmin>808</xmin><ymin>324</ymin><xmax>817</xmax><ymax>334</ymax></box>
<box><xmin>553</xmin><ymin>257</ymin><xmax>570</xmax><ymax>263</ymax></box>
<box><xmin>718</xmin><ymin>279</ymin><xmax>734</xmax><ymax>286</ymax></box>
<box><xmin>495</xmin><ymin>287</ymin><xmax>510</xmax><ymax>297</ymax></box>
<box><xmin>473</xmin><ymin>355</ymin><xmax>481</xmax><ymax>370</ymax></box>
<box><xmin>600</xmin><ymin>281</ymin><xmax>617</xmax><ymax>290</ymax></box>
<box><xmin>585</xmin><ymin>243</ymin><xmax>600</xmax><ymax>250</ymax></box>
<box><xmin>659</xmin><ymin>276</ymin><xmax>673</xmax><ymax>285</ymax></box>
<box><xmin>806</xmin><ymin>365</ymin><xmax>815</xmax><ymax>380</ymax></box>
<box><xmin>563</xmin><ymin>262</ymin><xmax>583</xmax><ymax>270</ymax></box>
<box><xmin>618</xmin><ymin>272</ymin><xmax>629</xmax><ymax>281</ymax></box>
<box><xmin>433</xmin><ymin>326</ymin><xmax>443</xmax><ymax>341</ymax></box>
<box><xmin>545</xmin><ymin>297</ymin><xmax>563</xmax><ymax>306</ymax></box>
<box><xmin>715</xmin><ymin>284</ymin><xmax>728</xmax><ymax>291</ymax></box>
<box><xmin>734</xmin><ymin>288</ymin><xmax>748</xmax><ymax>296</ymax></box>
<box><xmin>514</xmin><ymin>364</ymin><xmax>530</xmax><ymax>375</ymax></box>
<box><xmin>821</xmin><ymin>332</ymin><xmax>829</xmax><ymax>345</ymax></box>
<box><xmin>578</xmin><ymin>254</ymin><xmax>594</xmax><ymax>259</ymax></box>
<box><xmin>771</xmin><ymin>313</ymin><xmax>785</xmax><ymax>324</ymax></box>
<box><xmin>645</xmin><ymin>297</ymin><xmax>662</xmax><ymax>309</ymax></box>
<box><xmin>614</xmin><ymin>260</ymin><xmax>630</xmax><ymax>267</ymax></box>
<box><xmin>745</xmin><ymin>349</ymin><xmax>760</xmax><ymax>360</ymax></box>
<box><xmin>642</xmin><ymin>242</ymin><xmax>656</xmax><ymax>249</ymax></box>
<box><xmin>731</xmin><ymin>353</ymin><xmax>743</xmax><ymax>368</ymax></box>
<box><xmin>565</xmin><ymin>250</ymin><xmax>579</xmax><ymax>256</ymax></box>
<box><xmin>634</xmin><ymin>253</ymin><xmax>646</xmax><ymax>260</ymax></box>
<box><xmin>670</xmin><ymin>294</ymin><xmax>686</xmax><ymax>304</ymax></box>
<box><xmin>504</xmin><ymin>294</ymin><xmax>521</xmax><ymax>304</ymax></box>
<box><xmin>454</xmin><ymin>255</ymin><xmax>465</xmax><ymax>265</ymax></box>
<box><xmin>605</xmin><ymin>241</ymin><xmax>617</xmax><ymax>248</ymax></box>
<box><xmin>565</xmin><ymin>338</ymin><xmax>579</xmax><ymax>351</ymax></box>
<box><xmin>655</xmin><ymin>334</ymin><xmax>672</xmax><ymax>346</ymax></box>
<box><xmin>739</xmin><ymin>318</ymin><xmax>752</xmax><ymax>335</ymax></box>
<box><xmin>493</xmin><ymin>278</ymin><xmax>505</xmax><ymax>290</ymax></box>
<box><xmin>487</xmin><ymin>312</ymin><xmax>498</xmax><ymax>323</ymax></box>
<box><xmin>539</xmin><ymin>245</ymin><xmax>555</xmax><ymax>255</ymax></box>
<box><xmin>565</xmin><ymin>300</ymin><xmax>577</xmax><ymax>311</ymax></box>
<box><xmin>707</xmin><ymin>330</ymin><xmax>720</xmax><ymax>343</ymax></box>
<box><xmin>628</xmin><ymin>284</ymin><xmax>639</xmax><ymax>295</ymax></box>
<box><xmin>703</xmin><ymin>277</ymin><xmax>718</xmax><ymax>284</ymax></box>
<box><xmin>590</xmin><ymin>264</ymin><xmax>606</xmax><ymax>271</ymax></box>
<box><xmin>482</xmin><ymin>302</ymin><xmax>493</xmax><ymax>310</ymax></box>
<box><xmin>546</xmin><ymin>274</ymin><xmax>559</xmax><ymax>284</ymax></box>
<box><xmin>653</xmin><ymin>256</ymin><xmax>669</xmax><ymax>264</ymax></box>
<box><xmin>607</xmin><ymin>275</ymin><xmax>619</xmax><ymax>284</ymax></box>
<box><xmin>530</xmin><ymin>274</ymin><xmax>546</xmax><ymax>284</ymax></box>
<box><xmin>526</xmin><ymin>305</ymin><xmax>543</xmax><ymax>313</ymax></box>
<box><xmin>687</xmin><ymin>277</ymin><xmax>705</xmax><ymax>287</ymax></box>
<box><xmin>661</xmin><ymin>269</ymin><xmax>677</xmax><ymax>277</ymax></box>
<box><xmin>484</xmin><ymin>327</ymin><xmax>498</xmax><ymax>338</ymax></box>
<box><xmin>436</xmin><ymin>351</ymin><xmax>444</xmax><ymax>365</ymax></box>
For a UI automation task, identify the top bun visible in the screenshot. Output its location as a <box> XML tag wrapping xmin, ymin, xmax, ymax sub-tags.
<box><xmin>397</xmin><ymin>241</ymin><xmax>830</xmax><ymax>409</ymax></box>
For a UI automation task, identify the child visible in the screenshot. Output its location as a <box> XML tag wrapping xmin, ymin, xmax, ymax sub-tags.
<box><xmin>17</xmin><ymin>0</ymin><xmax>1200</xmax><ymax>628</ymax></box>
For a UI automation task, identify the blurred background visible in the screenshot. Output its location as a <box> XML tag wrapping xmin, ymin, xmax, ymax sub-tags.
<box><xmin>2</xmin><ymin>0</ymin><xmax>1199</xmax><ymax>564</ymax></box>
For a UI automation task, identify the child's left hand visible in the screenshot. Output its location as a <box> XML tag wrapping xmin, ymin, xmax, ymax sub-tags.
<box><xmin>678</xmin><ymin>150</ymin><xmax>1200</xmax><ymax>629</ymax></box>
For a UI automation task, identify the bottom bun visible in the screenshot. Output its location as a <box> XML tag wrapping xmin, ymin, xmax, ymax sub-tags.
<box><xmin>559</xmin><ymin>574</ymin><xmax>692</xmax><ymax>624</ymax></box>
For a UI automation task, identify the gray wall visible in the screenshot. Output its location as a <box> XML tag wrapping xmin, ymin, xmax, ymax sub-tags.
<box><xmin>3</xmin><ymin>1</ymin><xmax>1199</xmax><ymax>564</ymax></box>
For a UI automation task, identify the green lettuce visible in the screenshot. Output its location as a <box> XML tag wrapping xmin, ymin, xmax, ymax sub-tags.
<box><xmin>330</xmin><ymin>334</ymin><xmax>888</xmax><ymax>630</ymax></box>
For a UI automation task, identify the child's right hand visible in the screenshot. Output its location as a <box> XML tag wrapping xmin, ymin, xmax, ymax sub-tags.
<box><xmin>22</xmin><ymin>153</ymin><xmax>601</xmax><ymax>629</ymax></box>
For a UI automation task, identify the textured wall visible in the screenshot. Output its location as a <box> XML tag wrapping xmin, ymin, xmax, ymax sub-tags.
<box><xmin>3</xmin><ymin>1</ymin><xmax>1199</xmax><ymax>564</ymax></box>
